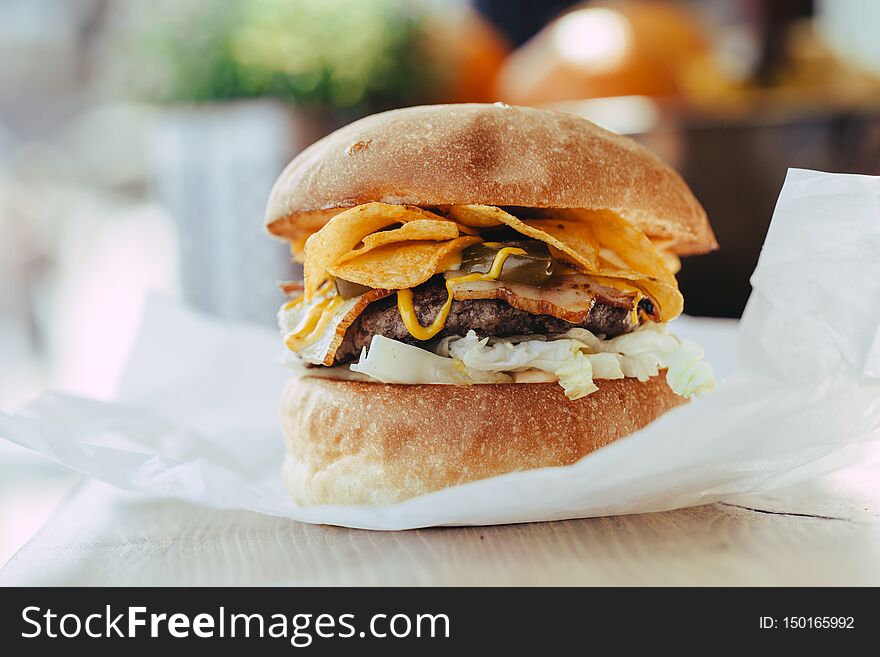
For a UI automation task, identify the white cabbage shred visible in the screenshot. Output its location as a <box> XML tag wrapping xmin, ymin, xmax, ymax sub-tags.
<box><xmin>350</xmin><ymin>324</ymin><xmax>715</xmax><ymax>400</ymax></box>
<box><xmin>349</xmin><ymin>335</ymin><xmax>510</xmax><ymax>385</ymax></box>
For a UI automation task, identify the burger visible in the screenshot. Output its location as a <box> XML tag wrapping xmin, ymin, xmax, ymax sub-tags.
<box><xmin>265</xmin><ymin>103</ymin><xmax>717</xmax><ymax>506</ymax></box>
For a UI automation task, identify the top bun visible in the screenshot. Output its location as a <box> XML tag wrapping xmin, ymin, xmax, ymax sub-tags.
<box><xmin>266</xmin><ymin>103</ymin><xmax>716</xmax><ymax>256</ymax></box>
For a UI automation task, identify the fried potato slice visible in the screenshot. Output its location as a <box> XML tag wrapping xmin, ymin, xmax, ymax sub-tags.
<box><xmin>566</xmin><ymin>209</ymin><xmax>677</xmax><ymax>285</ymax></box>
<box><xmin>537</xmin><ymin>208</ymin><xmax>682</xmax><ymax>318</ymax></box>
<box><xmin>520</xmin><ymin>219</ymin><xmax>602</xmax><ymax>272</ymax></box>
<box><xmin>329</xmin><ymin>236</ymin><xmax>480</xmax><ymax>290</ymax></box>
<box><xmin>335</xmin><ymin>220</ymin><xmax>460</xmax><ymax>265</ymax></box>
<box><xmin>446</xmin><ymin>205</ymin><xmax>683</xmax><ymax>319</ymax></box>
<box><xmin>303</xmin><ymin>203</ymin><xmax>456</xmax><ymax>297</ymax></box>
<box><xmin>447</xmin><ymin>205</ymin><xmax>602</xmax><ymax>273</ymax></box>
<box><xmin>440</xmin><ymin>205</ymin><xmax>505</xmax><ymax>227</ymax></box>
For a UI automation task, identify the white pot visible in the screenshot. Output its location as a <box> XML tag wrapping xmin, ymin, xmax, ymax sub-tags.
<box><xmin>149</xmin><ymin>99</ymin><xmax>325</xmax><ymax>323</ymax></box>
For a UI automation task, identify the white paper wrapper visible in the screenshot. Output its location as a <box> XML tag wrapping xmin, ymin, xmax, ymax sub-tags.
<box><xmin>2</xmin><ymin>169</ymin><xmax>880</xmax><ymax>529</ymax></box>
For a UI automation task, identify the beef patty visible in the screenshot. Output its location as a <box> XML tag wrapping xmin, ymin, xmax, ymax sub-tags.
<box><xmin>334</xmin><ymin>278</ymin><xmax>641</xmax><ymax>364</ymax></box>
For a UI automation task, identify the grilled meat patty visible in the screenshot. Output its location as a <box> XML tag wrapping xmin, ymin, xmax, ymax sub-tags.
<box><xmin>333</xmin><ymin>278</ymin><xmax>642</xmax><ymax>364</ymax></box>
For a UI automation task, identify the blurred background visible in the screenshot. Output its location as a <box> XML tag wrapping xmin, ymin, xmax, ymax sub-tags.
<box><xmin>1</xmin><ymin>0</ymin><xmax>878</xmax><ymax>565</ymax></box>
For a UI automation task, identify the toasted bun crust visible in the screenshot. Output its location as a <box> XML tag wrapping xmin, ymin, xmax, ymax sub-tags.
<box><xmin>282</xmin><ymin>374</ymin><xmax>687</xmax><ymax>506</ymax></box>
<box><xmin>266</xmin><ymin>103</ymin><xmax>716</xmax><ymax>256</ymax></box>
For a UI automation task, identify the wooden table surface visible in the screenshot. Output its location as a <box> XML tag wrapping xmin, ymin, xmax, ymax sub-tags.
<box><xmin>3</xmin><ymin>456</ymin><xmax>879</xmax><ymax>586</ymax></box>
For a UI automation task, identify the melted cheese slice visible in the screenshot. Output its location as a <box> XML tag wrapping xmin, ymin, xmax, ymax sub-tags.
<box><xmin>281</xmin><ymin>288</ymin><xmax>393</xmax><ymax>365</ymax></box>
<box><xmin>283</xmin><ymin>295</ymin><xmax>344</xmax><ymax>351</ymax></box>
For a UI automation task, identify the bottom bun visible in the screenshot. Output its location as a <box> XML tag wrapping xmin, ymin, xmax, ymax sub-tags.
<box><xmin>281</xmin><ymin>374</ymin><xmax>686</xmax><ymax>506</ymax></box>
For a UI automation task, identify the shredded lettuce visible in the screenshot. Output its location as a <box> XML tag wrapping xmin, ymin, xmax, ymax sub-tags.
<box><xmin>445</xmin><ymin>333</ymin><xmax>583</xmax><ymax>373</ymax></box>
<box><xmin>445</xmin><ymin>332</ymin><xmax>601</xmax><ymax>399</ymax></box>
<box><xmin>554</xmin><ymin>351</ymin><xmax>599</xmax><ymax>399</ymax></box>
<box><xmin>560</xmin><ymin>325</ymin><xmax>715</xmax><ymax>395</ymax></box>
<box><xmin>350</xmin><ymin>335</ymin><xmax>510</xmax><ymax>385</ymax></box>
<box><xmin>350</xmin><ymin>324</ymin><xmax>715</xmax><ymax>400</ymax></box>
<box><xmin>661</xmin><ymin>339</ymin><xmax>716</xmax><ymax>397</ymax></box>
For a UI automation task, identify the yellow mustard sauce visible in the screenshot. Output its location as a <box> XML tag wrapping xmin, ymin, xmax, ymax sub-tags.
<box><xmin>281</xmin><ymin>279</ymin><xmax>334</xmax><ymax>313</ymax></box>
<box><xmin>281</xmin><ymin>297</ymin><xmax>305</xmax><ymax>312</ymax></box>
<box><xmin>397</xmin><ymin>246</ymin><xmax>527</xmax><ymax>341</ymax></box>
<box><xmin>284</xmin><ymin>294</ymin><xmax>343</xmax><ymax>351</ymax></box>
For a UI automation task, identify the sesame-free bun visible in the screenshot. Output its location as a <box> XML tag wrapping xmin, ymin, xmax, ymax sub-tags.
<box><xmin>281</xmin><ymin>373</ymin><xmax>686</xmax><ymax>506</ymax></box>
<box><xmin>266</xmin><ymin>103</ymin><xmax>716</xmax><ymax>256</ymax></box>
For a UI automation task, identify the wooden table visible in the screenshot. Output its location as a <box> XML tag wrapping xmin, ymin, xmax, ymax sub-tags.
<box><xmin>3</xmin><ymin>457</ymin><xmax>878</xmax><ymax>586</ymax></box>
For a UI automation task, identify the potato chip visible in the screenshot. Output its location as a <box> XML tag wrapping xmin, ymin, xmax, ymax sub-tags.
<box><xmin>514</xmin><ymin>207</ymin><xmax>676</xmax><ymax>284</ymax></box>
<box><xmin>329</xmin><ymin>237</ymin><xmax>480</xmax><ymax>290</ymax></box>
<box><xmin>289</xmin><ymin>235</ymin><xmax>313</xmax><ymax>263</ymax></box>
<box><xmin>449</xmin><ymin>205</ymin><xmax>683</xmax><ymax>320</ymax></box>
<box><xmin>521</xmin><ymin>219</ymin><xmax>602</xmax><ymax>271</ymax></box>
<box><xmin>556</xmin><ymin>210</ymin><xmax>683</xmax><ymax>317</ymax></box>
<box><xmin>659</xmin><ymin>250</ymin><xmax>681</xmax><ymax>274</ymax></box>
<box><xmin>598</xmin><ymin>246</ymin><xmax>629</xmax><ymax>270</ymax></box>
<box><xmin>273</xmin><ymin>208</ymin><xmax>341</xmax><ymax>261</ymax></box>
<box><xmin>449</xmin><ymin>205</ymin><xmax>602</xmax><ymax>272</ymax></box>
<box><xmin>527</xmin><ymin>220</ymin><xmax>684</xmax><ymax>321</ymax></box>
<box><xmin>440</xmin><ymin>205</ymin><xmax>505</xmax><ymax>227</ymax></box>
<box><xmin>360</xmin><ymin>220</ymin><xmax>458</xmax><ymax>247</ymax></box>
<box><xmin>303</xmin><ymin>203</ymin><xmax>456</xmax><ymax>297</ymax></box>
<box><xmin>593</xmin><ymin>274</ymin><xmax>684</xmax><ymax>320</ymax></box>
<box><xmin>450</xmin><ymin>222</ymin><xmax>479</xmax><ymax>236</ymax></box>
<box><xmin>335</xmin><ymin>220</ymin><xmax>459</xmax><ymax>264</ymax></box>
<box><xmin>567</xmin><ymin>209</ymin><xmax>676</xmax><ymax>285</ymax></box>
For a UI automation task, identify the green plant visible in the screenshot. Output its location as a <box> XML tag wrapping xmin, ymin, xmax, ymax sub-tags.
<box><xmin>108</xmin><ymin>0</ymin><xmax>442</xmax><ymax>111</ymax></box>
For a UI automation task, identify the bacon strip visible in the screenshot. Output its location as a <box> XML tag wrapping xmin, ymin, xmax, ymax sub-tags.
<box><xmin>319</xmin><ymin>289</ymin><xmax>395</xmax><ymax>366</ymax></box>
<box><xmin>449</xmin><ymin>275</ymin><xmax>637</xmax><ymax>324</ymax></box>
<box><xmin>279</xmin><ymin>280</ymin><xmax>304</xmax><ymax>296</ymax></box>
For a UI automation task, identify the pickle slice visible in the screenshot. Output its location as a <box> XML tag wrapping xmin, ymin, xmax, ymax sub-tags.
<box><xmin>459</xmin><ymin>240</ymin><xmax>554</xmax><ymax>284</ymax></box>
